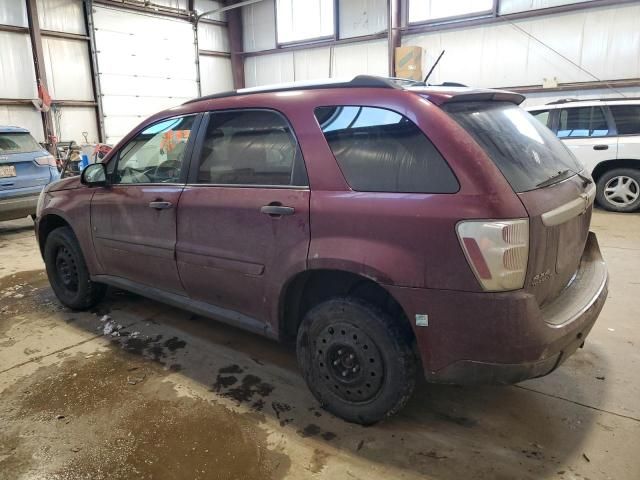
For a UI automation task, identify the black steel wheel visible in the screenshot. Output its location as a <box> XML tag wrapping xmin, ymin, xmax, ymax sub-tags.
<box><xmin>297</xmin><ymin>297</ymin><xmax>417</xmax><ymax>425</ymax></box>
<box><xmin>316</xmin><ymin>322</ymin><xmax>385</xmax><ymax>404</ymax></box>
<box><xmin>54</xmin><ymin>245</ymin><xmax>79</xmax><ymax>294</ymax></box>
<box><xmin>44</xmin><ymin>226</ymin><xmax>106</xmax><ymax>310</ymax></box>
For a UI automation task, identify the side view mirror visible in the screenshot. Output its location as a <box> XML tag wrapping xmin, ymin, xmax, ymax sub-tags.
<box><xmin>81</xmin><ymin>163</ymin><xmax>108</xmax><ymax>187</ymax></box>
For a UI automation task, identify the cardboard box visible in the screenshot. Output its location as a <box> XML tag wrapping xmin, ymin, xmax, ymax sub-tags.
<box><xmin>395</xmin><ymin>46</ymin><xmax>422</xmax><ymax>81</ymax></box>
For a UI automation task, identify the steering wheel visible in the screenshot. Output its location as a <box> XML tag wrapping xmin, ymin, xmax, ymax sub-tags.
<box><xmin>150</xmin><ymin>159</ymin><xmax>181</xmax><ymax>182</ymax></box>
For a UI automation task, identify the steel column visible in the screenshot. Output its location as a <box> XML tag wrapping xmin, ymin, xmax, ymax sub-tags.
<box><xmin>388</xmin><ymin>0</ymin><xmax>402</xmax><ymax>76</ymax></box>
<box><xmin>25</xmin><ymin>0</ymin><xmax>55</xmax><ymax>152</ymax></box>
<box><xmin>225</xmin><ymin>0</ymin><xmax>245</xmax><ymax>89</ymax></box>
<box><xmin>83</xmin><ymin>0</ymin><xmax>106</xmax><ymax>143</ymax></box>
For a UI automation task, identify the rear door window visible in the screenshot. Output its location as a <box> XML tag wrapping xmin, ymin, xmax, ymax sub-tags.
<box><xmin>444</xmin><ymin>101</ymin><xmax>582</xmax><ymax>193</ymax></box>
<box><xmin>196</xmin><ymin>109</ymin><xmax>308</xmax><ymax>186</ymax></box>
<box><xmin>0</xmin><ymin>132</ymin><xmax>42</xmax><ymax>154</ymax></box>
<box><xmin>314</xmin><ymin>106</ymin><xmax>458</xmax><ymax>193</ymax></box>
<box><xmin>610</xmin><ymin>105</ymin><xmax>640</xmax><ymax>135</ymax></box>
<box><xmin>558</xmin><ymin>106</ymin><xmax>611</xmax><ymax>137</ymax></box>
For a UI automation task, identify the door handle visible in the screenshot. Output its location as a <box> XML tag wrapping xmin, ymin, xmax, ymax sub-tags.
<box><xmin>260</xmin><ymin>204</ymin><xmax>295</xmax><ymax>217</ymax></box>
<box><xmin>593</xmin><ymin>145</ymin><xmax>609</xmax><ymax>151</ymax></box>
<box><xmin>148</xmin><ymin>201</ymin><xmax>173</xmax><ymax>210</ymax></box>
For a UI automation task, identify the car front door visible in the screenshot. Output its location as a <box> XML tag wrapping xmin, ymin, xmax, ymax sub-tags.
<box><xmin>557</xmin><ymin>106</ymin><xmax>617</xmax><ymax>174</ymax></box>
<box><xmin>91</xmin><ymin>115</ymin><xmax>199</xmax><ymax>294</ymax></box>
<box><xmin>176</xmin><ymin>109</ymin><xmax>310</xmax><ymax>333</ymax></box>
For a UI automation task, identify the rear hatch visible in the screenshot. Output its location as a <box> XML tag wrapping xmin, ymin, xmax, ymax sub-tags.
<box><xmin>0</xmin><ymin>131</ymin><xmax>51</xmax><ymax>193</ymax></box>
<box><xmin>444</xmin><ymin>101</ymin><xmax>593</xmax><ymax>309</ymax></box>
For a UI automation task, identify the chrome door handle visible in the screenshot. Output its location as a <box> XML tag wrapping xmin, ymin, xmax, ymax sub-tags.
<box><xmin>260</xmin><ymin>205</ymin><xmax>295</xmax><ymax>216</ymax></box>
<box><xmin>148</xmin><ymin>201</ymin><xmax>173</xmax><ymax>210</ymax></box>
<box><xmin>593</xmin><ymin>144</ymin><xmax>609</xmax><ymax>151</ymax></box>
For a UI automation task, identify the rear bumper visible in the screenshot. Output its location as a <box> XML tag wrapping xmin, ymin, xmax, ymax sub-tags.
<box><xmin>0</xmin><ymin>193</ymin><xmax>39</xmax><ymax>221</ymax></box>
<box><xmin>388</xmin><ymin>232</ymin><xmax>608</xmax><ymax>385</ymax></box>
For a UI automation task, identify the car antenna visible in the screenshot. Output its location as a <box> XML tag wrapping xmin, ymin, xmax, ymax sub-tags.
<box><xmin>423</xmin><ymin>50</ymin><xmax>445</xmax><ymax>84</ymax></box>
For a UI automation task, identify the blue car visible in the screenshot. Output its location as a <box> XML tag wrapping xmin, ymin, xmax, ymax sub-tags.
<box><xmin>0</xmin><ymin>126</ymin><xmax>60</xmax><ymax>222</ymax></box>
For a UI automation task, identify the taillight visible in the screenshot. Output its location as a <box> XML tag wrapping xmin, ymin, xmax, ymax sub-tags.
<box><xmin>456</xmin><ymin>219</ymin><xmax>529</xmax><ymax>291</ymax></box>
<box><xmin>35</xmin><ymin>155</ymin><xmax>56</xmax><ymax>167</ymax></box>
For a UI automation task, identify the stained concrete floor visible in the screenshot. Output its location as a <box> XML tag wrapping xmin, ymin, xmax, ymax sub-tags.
<box><xmin>0</xmin><ymin>211</ymin><xmax>639</xmax><ymax>480</ymax></box>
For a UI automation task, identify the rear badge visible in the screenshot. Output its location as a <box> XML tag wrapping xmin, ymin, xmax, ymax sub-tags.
<box><xmin>531</xmin><ymin>269</ymin><xmax>552</xmax><ymax>287</ymax></box>
<box><xmin>415</xmin><ymin>314</ymin><xmax>429</xmax><ymax>327</ymax></box>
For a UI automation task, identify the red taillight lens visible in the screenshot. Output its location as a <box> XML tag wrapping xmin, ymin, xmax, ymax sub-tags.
<box><xmin>35</xmin><ymin>155</ymin><xmax>56</xmax><ymax>167</ymax></box>
<box><xmin>457</xmin><ymin>219</ymin><xmax>529</xmax><ymax>291</ymax></box>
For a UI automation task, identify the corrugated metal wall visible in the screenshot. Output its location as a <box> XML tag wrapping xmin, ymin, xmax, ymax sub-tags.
<box><xmin>0</xmin><ymin>1</ymin><xmax>41</xmax><ymax>140</ymax></box>
<box><xmin>0</xmin><ymin>0</ymin><xmax>97</xmax><ymax>143</ymax></box>
<box><xmin>242</xmin><ymin>0</ymin><xmax>390</xmax><ymax>86</ymax></box>
<box><xmin>1</xmin><ymin>0</ymin><xmax>233</xmax><ymax>146</ymax></box>
<box><xmin>241</xmin><ymin>0</ymin><xmax>640</xmax><ymax>105</ymax></box>
<box><xmin>405</xmin><ymin>3</ymin><xmax>640</xmax><ymax>89</ymax></box>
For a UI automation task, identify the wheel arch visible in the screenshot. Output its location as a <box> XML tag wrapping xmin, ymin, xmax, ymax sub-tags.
<box><xmin>592</xmin><ymin>158</ymin><xmax>640</xmax><ymax>182</ymax></box>
<box><xmin>37</xmin><ymin>213</ymin><xmax>73</xmax><ymax>256</ymax></box>
<box><xmin>279</xmin><ymin>268</ymin><xmax>416</xmax><ymax>346</ymax></box>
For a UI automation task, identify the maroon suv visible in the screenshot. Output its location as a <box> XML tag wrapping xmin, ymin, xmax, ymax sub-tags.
<box><xmin>36</xmin><ymin>76</ymin><xmax>608</xmax><ymax>424</ymax></box>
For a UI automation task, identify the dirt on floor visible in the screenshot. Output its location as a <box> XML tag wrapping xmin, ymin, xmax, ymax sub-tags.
<box><xmin>1</xmin><ymin>214</ymin><xmax>640</xmax><ymax>480</ymax></box>
<box><xmin>1</xmin><ymin>349</ymin><xmax>289</xmax><ymax>480</ymax></box>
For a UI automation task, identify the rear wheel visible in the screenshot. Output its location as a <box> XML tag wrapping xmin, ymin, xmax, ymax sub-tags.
<box><xmin>596</xmin><ymin>168</ymin><xmax>640</xmax><ymax>212</ymax></box>
<box><xmin>44</xmin><ymin>226</ymin><xmax>106</xmax><ymax>309</ymax></box>
<box><xmin>296</xmin><ymin>297</ymin><xmax>417</xmax><ymax>425</ymax></box>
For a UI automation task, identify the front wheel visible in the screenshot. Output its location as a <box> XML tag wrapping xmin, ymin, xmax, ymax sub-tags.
<box><xmin>44</xmin><ymin>226</ymin><xmax>106</xmax><ymax>310</ymax></box>
<box><xmin>296</xmin><ymin>298</ymin><xmax>417</xmax><ymax>425</ymax></box>
<box><xmin>596</xmin><ymin>168</ymin><xmax>640</xmax><ymax>212</ymax></box>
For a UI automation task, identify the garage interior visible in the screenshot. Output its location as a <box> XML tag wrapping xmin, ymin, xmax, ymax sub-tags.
<box><xmin>1</xmin><ymin>0</ymin><xmax>640</xmax><ymax>479</ymax></box>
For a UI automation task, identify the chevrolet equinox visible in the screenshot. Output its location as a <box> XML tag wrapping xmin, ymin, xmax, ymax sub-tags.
<box><xmin>36</xmin><ymin>76</ymin><xmax>608</xmax><ymax>424</ymax></box>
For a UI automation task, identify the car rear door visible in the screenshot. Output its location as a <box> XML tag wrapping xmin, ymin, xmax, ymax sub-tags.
<box><xmin>90</xmin><ymin>115</ymin><xmax>199</xmax><ymax>294</ymax></box>
<box><xmin>176</xmin><ymin>109</ymin><xmax>310</xmax><ymax>332</ymax></box>
<box><xmin>609</xmin><ymin>104</ymin><xmax>640</xmax><ymax>161</ymax></box>
<box><xmin>556</xmin><ymin>105</ymin><xmax>617</xmax><ymax>174</ymax></box>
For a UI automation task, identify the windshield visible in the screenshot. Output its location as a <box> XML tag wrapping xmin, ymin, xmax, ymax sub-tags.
<box><xmin>0</xmin><ymin>132</ymin><xmax>42</xmax><ymax>155</ymax></box>
<box><xmin>444</xmin><ymin>102</ymin><xmax>582</xmax><ymax>192</ymax></box>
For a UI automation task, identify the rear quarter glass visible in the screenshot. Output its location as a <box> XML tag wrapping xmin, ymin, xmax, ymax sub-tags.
<box><xmin>313</xmin><ymin>105</ymin><xmax>459</xmax><ymax>193</ymax></box>
<box><xmin>444</xmin><ymin>102</ymin><xmax>582</xmax><ymax>192</ymax></box>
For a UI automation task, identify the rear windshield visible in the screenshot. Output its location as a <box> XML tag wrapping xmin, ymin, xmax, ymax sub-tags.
<box><xmin>444</xmin><ymin>102</ymin><xmax>582</xmax><ymax>192</ymax></box>
<box><xmin>0</xmin><ymin>132</ymin><xmax>42</xmax><ymax>154</ymax></box>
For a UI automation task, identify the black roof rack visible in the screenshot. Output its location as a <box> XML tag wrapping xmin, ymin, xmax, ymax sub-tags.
<box><xmin>183</xmin><ymin>75</ymin><xmax>402</xmax><ymax>105</ymax></box>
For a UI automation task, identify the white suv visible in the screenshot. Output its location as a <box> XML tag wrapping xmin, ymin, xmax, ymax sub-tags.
<box><xmin>527</xmin><ymin>99</ymin><xmax>640</xmax><ymax>212</ymax></box>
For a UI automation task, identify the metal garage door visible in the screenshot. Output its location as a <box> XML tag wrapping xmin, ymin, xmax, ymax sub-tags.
<box><xmin>93</xmin><ymin>6</ymin><xmax>198</xmax><ymax>145</ymax></box>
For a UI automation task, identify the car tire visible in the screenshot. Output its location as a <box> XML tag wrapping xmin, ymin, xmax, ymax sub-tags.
<box><xmin>296</xmin><ymin>297</ymin><xmax>417</xmax><ymax>425</ymax></box>
<box><xmin>44</xmin><ymin>226</ymin><xmax>107</xmax><ymax>310</ymax></box>
<box><xmin>596</xmin><ymin>168</ymin><xmax>640</xmax><ymax>213</ymax></box>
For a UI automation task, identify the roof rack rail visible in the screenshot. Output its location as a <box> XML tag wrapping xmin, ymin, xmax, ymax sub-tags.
<box><xmin>183</xmin><ymin>75</ymin><xmax>401</xmax><ymax>105</ymax></box>
<box><xmin>546</xmin><ymin>96</ymin><xmax>639</xmax><ymax>105</ymax></box>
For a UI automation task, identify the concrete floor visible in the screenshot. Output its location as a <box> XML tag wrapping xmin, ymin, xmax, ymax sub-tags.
<box><xmin>0</xmin><ymin>211</ymin><xmax>639</xmax><ymax>480</ymax></box>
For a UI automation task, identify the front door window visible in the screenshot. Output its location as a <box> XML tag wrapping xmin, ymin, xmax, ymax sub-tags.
<box><xmin>113</xmin><ymin>116</ymin><xmax>195</xmax><ymax>184</ymax></box>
